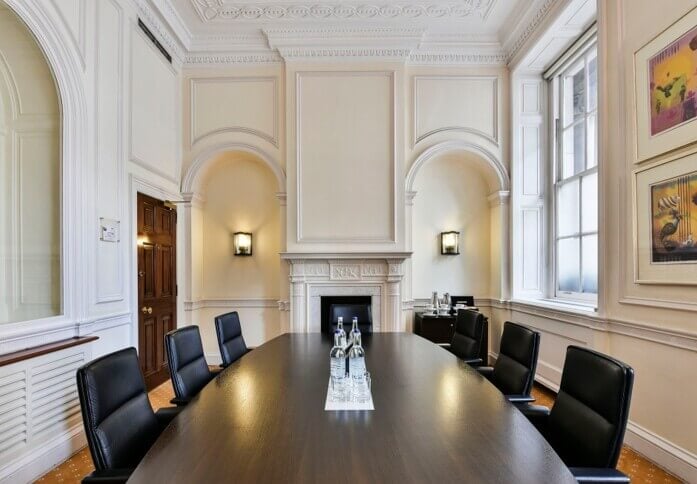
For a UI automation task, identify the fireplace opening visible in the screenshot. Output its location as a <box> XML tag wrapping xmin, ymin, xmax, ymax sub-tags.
<box><xmin>321</xmin><ymin>296</ymin><xmax>372</xmax><ymax>334</ymax></box>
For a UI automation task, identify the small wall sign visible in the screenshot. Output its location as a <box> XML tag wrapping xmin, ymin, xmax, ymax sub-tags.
<box><xmin>100</xmin><ymin>218</ymin><xmax>120</xmax><ymax>242</ymax></box>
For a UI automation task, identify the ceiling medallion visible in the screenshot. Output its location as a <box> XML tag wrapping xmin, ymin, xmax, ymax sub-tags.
<box><xmin>191</xmin><ymin>0</ymin><xmax>495</xmax><ymax>21</ymax></box>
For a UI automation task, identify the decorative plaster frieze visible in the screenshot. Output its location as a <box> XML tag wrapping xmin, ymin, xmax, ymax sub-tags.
<box><xmin>504</xmin><ymin>0</ymin><xmax>558</xmax><ymax>62</ymax></box>
<box><xmin>185</xmin><ymin>52</ymin><xmax>283</xmax><ymax>64</ymax></box>
<box><xmin>191</xmin><ymin>0</ymin><xmax>495</xmax><ymax>22</ymax></box>
<box><xmin>409</xmin><ymin>51</ymin><xmax>507</xmax><ymax>65</ymax></box>
<box><xmin>330</xmin><ymin>263</ymin><xmax>362</xmax><ymax>281</ymax></box>
<box><xmin>279</xmin><ymin>47</ymin><xmax>413</xmax><ymax>61</ymax></box>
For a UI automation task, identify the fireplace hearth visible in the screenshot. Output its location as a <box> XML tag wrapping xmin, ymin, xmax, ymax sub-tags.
<box><xmin>320</xmin><ymin>296</ymin><xmax>372</xmax><ymax>334</ymax></box>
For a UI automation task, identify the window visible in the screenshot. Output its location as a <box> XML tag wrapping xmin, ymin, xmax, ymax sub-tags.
<box><xmin>552</xmin><ymin>43</ymin><xmax>598</xmax><ymax>302</ymax></box>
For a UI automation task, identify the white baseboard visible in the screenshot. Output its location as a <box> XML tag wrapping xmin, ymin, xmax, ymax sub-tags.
<box><xmin>0</xmin><ymin>424</ymin><xmax>86</xmax><ymax>484</ymax></box>
<box><xmin>624</xmin><ymin>422</ymin><xmax>697</xmax><ymax>483</ymax></box>
<box><xmin>205</xmin><ymin>352</ymin><xmax>222</xmax><ymax>366</ymax></box>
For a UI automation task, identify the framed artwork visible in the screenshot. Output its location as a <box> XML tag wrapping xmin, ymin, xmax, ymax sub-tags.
<box><xmin>634</xmin><ymin>7</ymin><xmax>697</xmax><ymax>162</ymax></box>
<box><xmin>633</xmin><ymin>151</ymin><xmax>697</xmax><ymax>285</ymax></box>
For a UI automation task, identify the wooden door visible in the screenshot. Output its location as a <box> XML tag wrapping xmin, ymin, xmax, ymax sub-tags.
<box><xmin>137</xmin><ymin>193</ymin><xmax>177</xmax><ymax>389</ymax></box>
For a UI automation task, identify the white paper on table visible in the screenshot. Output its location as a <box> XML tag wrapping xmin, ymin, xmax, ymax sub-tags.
<box><xmin>324</xmin><ymin>378</ymin><xmax>374</xmax><ymax>411</ymax></box>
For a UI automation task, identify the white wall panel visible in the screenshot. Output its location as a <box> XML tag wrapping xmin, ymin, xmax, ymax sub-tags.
<box><xmin>129</xmin><ymin>25</ymin><xmax>177</xmax><ymax>182</ymax></box>
<box><xmin>522</xmin><ymin>125</ymin><xmax>540</xmax><ymax>196</ymax></box>
<box><xmin>190</xmin><ymin>77</ymin><xmax>277</xmax><ymax>147</ymax></box>
<box><xmin>414</xmin><ymin>76</ymin><xmax>498</xmax><ymax>146</ymax></box>
<box><xmin>296</xmin><ymin>71</ymin><xmax>395</xmax><ymax>243</ymax></box>
<box><xmin>95</xmin><ymin>0</ymin><xmax>123</xmax><ymax>304</ymax></box>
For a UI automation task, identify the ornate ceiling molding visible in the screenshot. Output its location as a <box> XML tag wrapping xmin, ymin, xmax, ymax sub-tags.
<box><xmin>504</xmin><ymin>0</ymin><xmax>558</xmax><ymax>61</ymax></box>
<box><xmin>191</xmin><ymin>0</ymin><xmax>495</xmax><ymax>22</ymax></box>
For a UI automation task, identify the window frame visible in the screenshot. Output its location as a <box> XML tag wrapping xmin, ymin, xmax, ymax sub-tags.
<box><xmin>549</xmin><ymin>40</ymin><xmax>599</xmax><ymax>304</ymax></box>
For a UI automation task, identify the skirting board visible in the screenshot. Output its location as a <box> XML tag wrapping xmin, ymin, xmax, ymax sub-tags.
<box><xmin>0</xmin><ymin>424</ymin><xmax>86</xmax><ymax>484</ymax></box>
<box><xmin>489</xmin><ymin>351</ymin><xmax>697</xmax><ymax>482</ymax></box>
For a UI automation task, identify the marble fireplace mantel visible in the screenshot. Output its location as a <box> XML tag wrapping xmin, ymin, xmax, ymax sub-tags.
<box><xmin>280</xmin><ymin>252</ymin><xmax>412</xmax><ymax>333</ymax></box>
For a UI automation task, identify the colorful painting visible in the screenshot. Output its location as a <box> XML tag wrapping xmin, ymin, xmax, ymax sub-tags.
<box><xmin>648</xmin><ymin>24</ymin><xmax>697</xmax><ymax>136</ymax></box>
<box><xmin>650</xmin><ymin>170</ymin><xmax>697</xmax><ymax>263</ymax></box>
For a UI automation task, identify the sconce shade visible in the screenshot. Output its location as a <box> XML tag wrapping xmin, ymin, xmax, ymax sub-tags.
<box><xmin>441</xmin><ymin>231</ymin><xmax>459</xmax><ymax>255</ymax></box>
<box><xmin>233</xmin><ymin>232</ymin><xmax>252</xmax><ymax>256</ymax></box>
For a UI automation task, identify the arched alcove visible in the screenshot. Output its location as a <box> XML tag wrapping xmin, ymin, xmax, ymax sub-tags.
<box><xmin>181</xmin><ymin>148</ymin><xmax>286</xmax><ymax>357</ymax></box>
<box><xmin>0</xmin><ymin>2</ymin><xmax>63</xmax><ymax>325</ymax></box>
<box><xmin>406</xmin><ymin>141</ymin><xmax>511</xmax><ymax>313</ymax></box>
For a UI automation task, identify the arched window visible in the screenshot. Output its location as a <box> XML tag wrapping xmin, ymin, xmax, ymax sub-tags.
<box><xmin>0</xmin><ymin>2</ymin><xmax>61</xmax><ymax>324</ymax></box>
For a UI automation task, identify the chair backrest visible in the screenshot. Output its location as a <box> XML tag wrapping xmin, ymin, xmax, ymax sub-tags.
<box><xmin>165</xmin><ymin>325</ymin><xmax>213</xmax><ymax>400</ymax></box>
<box><xmin>547</xmin><ymin>346</ymin><xmax>634</xmax><ymax>468</ymax></box>
<box><xmin>215</xmin><ymin>311</ymin><xmax>248</xmax><ymax>367</ymax></box>
<box><xmin>490</xmin><ymin>321</ymin><xmax>540</xmax><ymax>395</ymax></box>
<box><xmin>450</xmin><ymin>309</ymin><xmax>485</xmax><ymax>361</ymax></box>
<box><xmin>76</xmin><ymin>347</ymin><xmax>160</xmax><ymax>471</ymax></box>
<box><xmin>329</xmin><ymin>304</ymin><xmax>372</xmax><ymax>333</ymax></box>
<box><xmin>451</xmin><ymin>295</ymin><xmax>475</xmax><ymax>307</ymax></box>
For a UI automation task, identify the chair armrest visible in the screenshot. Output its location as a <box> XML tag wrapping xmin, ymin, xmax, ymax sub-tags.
<box><xmin>462</xmin><ymin>358</ymin><xmax>483</xmax><ymax>367</ymax></box>
<box><xmin>569</xmin><ymin>468</ymin><xmax>630</xmax><ymax>483</ymax></box>
<box><xmin>81</xmin><ymin>469</ymin><xmax>132</xmax><ymax>483</ymax></box>
<box><xmin>519</xmin><ymin>404</ymin><xmax>551</xmax><ymax>435</ymax></box>
<box><xmin>476</xmin><ymin>366</ymin><xmax>494</xmax><ymax>379</ymax></box>
<box><xmin>506</xmin><ymin>394</ymin><xmax>536</xmax><ymax>403</ymax></box>
<box><xmin>155</xmin><ymin>406</ymin><xmax>183</xmax><ymax>427</ymax></box>
<box><xmin>170</xmin><ymin>397</ymin><xmax>190</xmax><ymax>406</ymax></box>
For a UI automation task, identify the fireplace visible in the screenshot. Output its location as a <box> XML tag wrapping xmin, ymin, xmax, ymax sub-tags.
<box><xmin>281</xmin><ymin>253</ymin><xmax>411</xmax><ymax>333</ymax></box>
<box><xmin>320</xmin><ymin>296</ymin><xmax>372</xmax><ymax>334</ymax></box>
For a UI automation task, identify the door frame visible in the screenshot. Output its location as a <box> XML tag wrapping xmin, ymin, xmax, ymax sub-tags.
<box><xmin>129</xmin><ymin>175</ymin><xmax>182</xmax><ymax>360</ymax></box>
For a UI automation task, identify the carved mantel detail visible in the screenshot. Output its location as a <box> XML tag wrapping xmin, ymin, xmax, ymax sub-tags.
<box><xmin>281</xmin><ymin>253</ymin><xmax>411</xmax><ymax>333</ymax></box>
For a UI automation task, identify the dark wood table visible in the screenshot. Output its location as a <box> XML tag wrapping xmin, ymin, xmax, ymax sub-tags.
<box><xmin>130</xmin><ymin>333</ymin><xmax>574</xmax><ymax>483</ymax></box>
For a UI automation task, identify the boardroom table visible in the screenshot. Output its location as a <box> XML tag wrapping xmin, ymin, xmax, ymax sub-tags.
<box><xmin>130</xmin><ymin>333</ymin><xmax>575</xmax><ymax>483</ymax></box>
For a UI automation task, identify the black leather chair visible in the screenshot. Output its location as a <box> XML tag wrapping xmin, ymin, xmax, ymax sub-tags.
<box><xmin>165</xmin><ymin>325</ymin><xmax>221</xmax><ymax>405</ymax></box>
<box><xmin>476</xmin><ymin>321</ymin><xmax>540</xmax><ymax>403</ymax></box>
<box><xmin>449</xmin><ymin>309</ymin><xmax>485</xmax><ymax>366</ymax></box>
<box><xmin>520</xmin><ymin>346</ymin><xmax>634</xmax><ymax>483</ymax></box>
<box><xmin>450</xmin><ymin>295</ymin><xmax>475</xmax><ymax>307</ymax></box>
<box><xmin>76</xmin><ymin>347</ymin><xmax>181</xmax><ymax>483</ymax></box>
<box><xmin>329</xmin><ymin>304</ymin><xmax>372</xmax><ymax>333</ymax></box>
<box><xmin>215</xmin><ymin>311</ymin><xmax>249</xmax><ymax>368</ymax></box>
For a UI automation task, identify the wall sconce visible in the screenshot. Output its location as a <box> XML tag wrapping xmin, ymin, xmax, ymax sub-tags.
<box><xmin>440</xmin><ymin>231</ymin><xmax>459</xmax><ymax>255</ymax></box>
<box><xmin>233</xmin><ymin>232</ymin><xmax>252</xmax><ymax>256</ymax></box>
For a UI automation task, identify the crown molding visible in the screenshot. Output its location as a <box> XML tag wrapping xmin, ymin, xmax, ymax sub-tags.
<box><xmin>503</xmin><ymin>0</ymin><xmax>559</xmax><ymax>62</ymax></box>
<box><xmin>130</xmin><ymin>0</ymin><xmax>187</xmax><ymax>66</ymax></box>
<box><xmin>191</xmin><ymin>0</ymin><xmax>495</xmax><ymax>22</ymax></box>
<box><xmin>140</xmin><ymin>0</ymin><xmax>566</xmax><ymax>66</ymax></box>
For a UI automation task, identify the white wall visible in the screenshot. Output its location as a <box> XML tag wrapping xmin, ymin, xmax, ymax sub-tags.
<box><xmin>411</xmin><ymin>153</ymin><xmax>492</xmax><ymax>299</ymax></box>
<box><xmin>0</xmin><ymin>0</ymin><xmax>181</xmax><ymax>480</ymax></box>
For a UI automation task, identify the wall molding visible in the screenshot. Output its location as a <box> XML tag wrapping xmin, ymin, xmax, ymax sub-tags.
<box><xmin>295</xmin><ymin>70</ymin><xmax>397</xmax><ymax>244</ymax></box>
<box><xmin>184</xmin><ymin>298</ymin><xmax>280</xmax><ymax>311</ymax></box>
<box><xmin>182</xmin><ymin>141</ymin><xmax>286</xmax><ymax>195</ymax></box>
<box><xmin>406</xmin><ymin>140</ymin><xmax>510</xmax><ymax>193</ymax></box>
<box><xmin>412</xmin><ymin>75</ymin><xmax>499</xmax><ymax>147</ymax></box>
<box><xmin>189</xmin><ymin>76</ymin><xmax>279</xmax><ymax>148</ymax></box>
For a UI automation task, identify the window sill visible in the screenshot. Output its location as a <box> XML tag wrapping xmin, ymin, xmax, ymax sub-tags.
<box><xmin>511</xmin><ymin>297</ymin><xmax>598</xmax><ymax>316</ymax></box>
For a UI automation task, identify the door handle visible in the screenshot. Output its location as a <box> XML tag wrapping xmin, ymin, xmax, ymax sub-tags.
<box><xmin>141</xmin><ymin>306</ymin><xmax>153</xmax><ymax>314</ymax></box>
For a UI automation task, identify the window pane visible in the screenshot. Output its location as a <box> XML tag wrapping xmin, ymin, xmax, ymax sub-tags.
<box><xmin>557</xmin><ymin>180</ymin><xmax>580</xmax><ymax>236</ymax></box>
<box><xmin>562</xmin><ymin>122</ymin><xmax>586</xmax><ymax>178</ymax></box>
<box><xmin>563</xmin><ymin>62</ymin><xmax>585</xmax><ymax>126</ymax></box>
<box><xmin>587</xmin><ymin>114</ymin><xmax>597</xmax><ymax>168</ymax></box>
<box><xmin>0</xmin><ymin>7</ymin><xmax>61</xmax><ymax>324</ymax></box>
<box><xmin>581</xmin><ymin>172</ymin><xmax>598</xmax><ymax>232</ymax></box>
<box><xmin>558</xmin><ymin>237</ymin><xmax>580</xmax><ymax>293</ymax></box>
<box><xmin>588</xmin><ymin>52</ymin><xmax>597</xmax><ymax>111</ymax></box>
<box><xmin>582</xmin><ymin>235</ymin><xmax>598</xmax><ymax>294</ymax></box>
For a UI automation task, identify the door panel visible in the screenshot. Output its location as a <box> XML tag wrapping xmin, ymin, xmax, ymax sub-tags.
<box><xmin>137</xmin><ymin>193</ymin><xmax>177</xmax><ymax>389</ymax></box>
